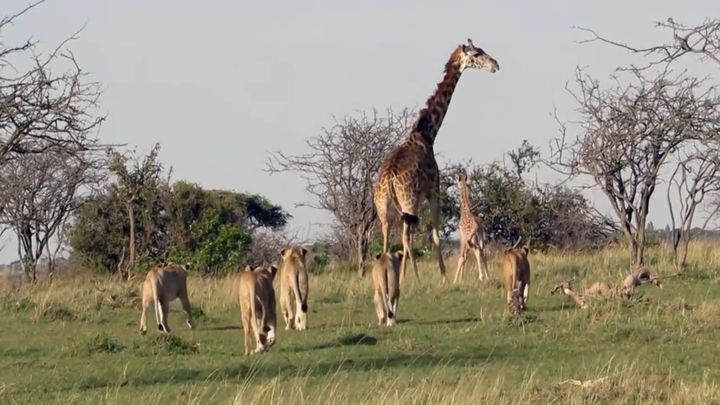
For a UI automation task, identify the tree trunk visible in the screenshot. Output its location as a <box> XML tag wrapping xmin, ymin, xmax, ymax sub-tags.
<box><xmin>634</xmin><ymin>242</ymin><xmax>645</xmax><ymax>266</ymax></box>
<box><xmin>634</xmin><ymin>226</ymin><xmax>646</xmax><ymax>266</ymax></box>
<box><xmin>45</xmin><ymin>242</ymin><xmax>55</xmax><ymax>279</ymax></box>
<box><xmin>670</xmin><ymin>228</ymin><xmax>681</xmax><ymax>272</ymax></box>
<box><xmin>127</xmin><ymin>201</ymin><xmax>136</xmax><ymax>267</ymax></box>
<box><xmin>356</xmin><ymin>226</ymin><xmax>370</xmax><ymax>278</ymax></box>
<box><xmin>21</xmin><ymin>256</ymin><xmax>37</xmax><ymax>283</ymax></box>
<box><xmin>678</xmin><ymin>236</ymin><xmax>690</xmax><ymax>273</ymax></box>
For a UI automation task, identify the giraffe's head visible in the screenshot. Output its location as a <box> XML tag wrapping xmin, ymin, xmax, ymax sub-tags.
<box><xmin>457</xmin><ymin>39</ymin><xmax>499</xmax><ymax>73</ymax></box>
<box><xmin>456</xmin><ymin>171</ymin><xmax>470</xmax><ymax>186</ymax></box>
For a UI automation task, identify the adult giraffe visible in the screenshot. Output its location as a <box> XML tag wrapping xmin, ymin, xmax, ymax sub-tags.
<box><xmin>374</xmin><ymin>39</ymin><xmax>499</xmax><ymax>284</ymax></box>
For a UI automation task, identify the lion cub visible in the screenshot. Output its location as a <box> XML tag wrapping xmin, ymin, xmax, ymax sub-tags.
<box><xmin>279</xmin><ymin>246</ymin><xmax>309</xmax><ymax>331</ymax></box>
<box><xmin>139</xmin><ymin>263</ymin><xmax>194</xmax><ymax>334</ymax></box>
<box><xmin>372</xmin><ymin>251</ymin><xmax>403</xmax><ymax>326</ymax></box>
<box><xmin>502</xmin><ymin>246</ymin><xmax>530</xmax><ymax>313</ymax></box>
<box><xmin>236</xmin><ymin>265</ymin><xmax>278</xmax><ymax>355</ymax></box>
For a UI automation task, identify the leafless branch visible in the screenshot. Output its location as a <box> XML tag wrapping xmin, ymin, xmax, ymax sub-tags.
<box><xmin>574</xmin><ymin>18</ymin><xmax>720</xmax><ymax>70</ymax></box>
<box><xmin>0</xmin><ymin>146</ymin><xmax>107</xmax><ymax>281</ymax></box>
<box><xmin>666</xmin><ymin>140</ymin><xmax>720</xmax><ymax>272</ymax></box>
<box><xmin>1</xmin><ymin>2</ymin><xmax>106</xmax><ymax>165</ymax></box>
<box><xmin>266</xmin><ymin>108</ymin><xmax>412</xmax><ymax>274</ymax></box>
<box><xmin>549</xmin><ymin>67</ymin><xmax>720</xmax><ymax>265</ymax></box>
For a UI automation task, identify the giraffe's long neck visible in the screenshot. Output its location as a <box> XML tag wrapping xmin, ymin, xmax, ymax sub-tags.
<box><xmin>408</xmin><ymin>48</ymin><xmax>464</xmax><ymax>145</ymax></box>
<box><xmin>458</xmin><ymin>180</ymin><xmax>473</xmax><ymax>217</ymax></box>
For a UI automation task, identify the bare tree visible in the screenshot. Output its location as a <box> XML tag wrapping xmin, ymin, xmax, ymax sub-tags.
<box><xmin>576</xmin><ymin>18</ymin><xmax>720</xmax><ymax>69</ymax></box>
<box><xmin>108</xmin><ymin>143</ymin><xmax>165</xmax><ymax>276</ymax></box>
<box><xmin>666</xmin><ymin>141</ymin><xmax>720</xmax><ymax>272</ymax></box>
<box><xmin>0</xmin><ymin>147</ymin><xmax>105</xmax><ymax>281</ymax></box>
<box><xmin>551</xmin><ymin>68</ymin><xmax>720</xmax><ymax>266</ymax></box>
<box><xmin>1</xmin><ymin>1</ymin><xmax>105</xmax><ymax>165</ymax></box>
<box><xmin>267</xmin><ymin>109</ymin><xmax>412</xmax><ymax>276</ymax></box>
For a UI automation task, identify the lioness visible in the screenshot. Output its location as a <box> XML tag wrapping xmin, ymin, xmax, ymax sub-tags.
<box><xmin>279</xmin><ymin>246</ymin><xmax>309</xmax><ymax>331</ymax></box>
<box><xmin>372</xmin><ymin>250</ymin><xmax>403</xmax><ymax>326</ymax></box>
<box><xmin>236</xmin><ymin>265</ymin><xmax>278</xmax><ymax>355</ymax></box>
<box><xmin>502</xmin><ymin>246</ymin><xmax>530</xmax><ymax>312</ymax></box>
<box><xmin>139</xmin><ymin>263</ymin><xmax>194</xmax><ymax>334</ymax></box>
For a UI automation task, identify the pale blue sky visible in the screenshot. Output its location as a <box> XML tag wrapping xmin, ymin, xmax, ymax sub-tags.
<box><xmin>2</xmin><ymin>0</ymin><xmax>719</xmax><ymax>263</ymax></box>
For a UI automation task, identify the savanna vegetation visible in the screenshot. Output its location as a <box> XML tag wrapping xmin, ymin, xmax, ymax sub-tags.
<box><xmin>2</xmin><ymin>2</ymin><xmax>720</xmax><ymax>404</ymax></box>
<box><xmin>2</xmin><ymin>243</ymin><xmax>720</xmax><ymax>404</ymax></box>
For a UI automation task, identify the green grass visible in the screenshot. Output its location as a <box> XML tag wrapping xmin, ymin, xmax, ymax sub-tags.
<box><xmin>1</xmin><ymin>244</ymin><xmax>720</xmax><ymax>404</ymax></box>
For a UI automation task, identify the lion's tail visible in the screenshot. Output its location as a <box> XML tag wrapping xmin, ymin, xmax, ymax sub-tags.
<box><xmin>292</xmin><ymin>262</ymin><xmax>308</xmax><ymax>314</ymax></box>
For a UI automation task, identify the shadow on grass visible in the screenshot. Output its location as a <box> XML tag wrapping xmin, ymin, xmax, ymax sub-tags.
<box><xmin>122</xmin><ymin>349</ymin><xmax>508</xmax><ymax>388</ymax></box>
<box><xmin>203</xmin><ymin>325</ymin><xmax>241</xmax><ymax>331</ymax></box>
<box><xmin>282</xmin><ymin>333</ymin><xmax>379</xmax><ymax>353</ymax></box>
<box><xmin>536</xmin><ymin>304</ymin><xmax>575</xmax><ymax>313</ymax></box>
<box><xmin>408</xmin><ymin>316</ymin><xmax>483</xmax><ymax>326</ymax></box>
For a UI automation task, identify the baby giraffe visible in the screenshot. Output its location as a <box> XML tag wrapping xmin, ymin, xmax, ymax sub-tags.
<box><xmin>454</xmin><ymin>171</ymin><xmax>491</xmax><ymax>283</ymax></box>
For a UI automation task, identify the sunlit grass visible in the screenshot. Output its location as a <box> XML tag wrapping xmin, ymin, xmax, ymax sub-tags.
<box><xmin>1</xmin><ymin>242</ymin><xmax>719</xmax><ymax>403</ymax></box>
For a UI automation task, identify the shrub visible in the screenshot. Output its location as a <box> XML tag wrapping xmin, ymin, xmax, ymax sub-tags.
<box><xmin>86</xmin><ymin>333</ymin><xmax>126</xmax><ymax>354</ymax></box>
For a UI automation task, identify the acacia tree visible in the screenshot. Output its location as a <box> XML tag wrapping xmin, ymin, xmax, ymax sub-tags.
<box><xmin>0</xmin><ymin>1</ymin><xmax>105</xmax><ymax>280</ymax></box>
<box><xmin>551</xmin><ymin>69</ymin><xmax>720</xmax><ymax>265</ymax></box>
<box><xmin>667</xmin><ymin>141</ymin><xmax>720</xmax><ymax>272</ymax></box>
<box><xmin>441</xmin><ymin>155</ymin><xmax>613</xmax><ymax>251</ymax></box>
<box><xmin>108</xmin><ymin>143</ymin><xmax>165</xmax><ymax>275</ymax></box>
<box><xmin>0</xmin><ymin>148</ymin><xmax>105</xmax><ymax>281</ymax></box>
<box><xmin>577</xmin><ymin>18</ymin><xmax>720</xmax><ymax>69</ymax></box>
<box><xmin>0</xmin><ymin>1</ymin><xmax>104</xmax><ymax>164</ymax></box>
<box><xmin>267</xmin><ymin>109</ymin><xmax>411</xmax><ymax>276</ymax></box>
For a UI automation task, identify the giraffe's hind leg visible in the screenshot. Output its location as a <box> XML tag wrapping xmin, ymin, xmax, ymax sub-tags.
<box><xmin>399</xmin><ymin>213</ymin><xmax>419</xmax><ymax>285</ymax></box>
<box><xmin>471</xmin><ymin>236</ymin><xmax>491</xmax><ymax>281</ymax></box>
<box><xmin>428</xmin><ymin>195</ymin><xmax>448</xmax><ymax>283</ymax></box>
<box><xmin>454</xmin><ymin>243</ymin><xmax>467</xmax><ymax>284</ymax></box>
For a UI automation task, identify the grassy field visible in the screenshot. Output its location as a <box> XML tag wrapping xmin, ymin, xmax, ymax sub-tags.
<box><xmin>1</xmin><ymin>244</ymin><xmax>720</xmax><ymax>404</ymax></box>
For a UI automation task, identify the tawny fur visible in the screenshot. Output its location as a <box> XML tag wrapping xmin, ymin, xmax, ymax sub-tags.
<box><xmin>585</xmin><ymin>266</ymin><xmax>664</xmax><ymax>301</ymax></box>
<box><xmin>139</xmin><ymin>263</ymin><xmax>194</xmax><ymax>334</ymax></box>
<box><xmin>585</xmin><ymin>281</ymin><xmax>615</xmax><ymax>299</ymax></box>
<box><xmin>372</xmin><ymin>251</ymin><xmax>403</xmax><ymax>326</ymax></box>
<box><xmin>550</xmin><ymin>281</ymin><xmax>588</xmax><ymax>309</ymax></box>
<box><xmin>279</xmin><ymin>246</ymin><xmax>309</xmax><ymax>331</ymax></box>
<box><xmin>502</xmin><ymin>247</ymin><xmax>531</xmax><ymax>313</ymax></box>
<box><xmin>236</xmin><ymin>265</ymin><xmax>278</xmax><ymax>355</ymax></box>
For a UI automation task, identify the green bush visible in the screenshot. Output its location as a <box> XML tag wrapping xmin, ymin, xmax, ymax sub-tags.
<box><xmin>141</xmin><ymin>334</ymin><xmax>199</xmax><ymax>355</ymax></box>
<box><xmin>86</xmin><ymin>333</ymin><xmax>126</xmax><ymax>354</ymax></box>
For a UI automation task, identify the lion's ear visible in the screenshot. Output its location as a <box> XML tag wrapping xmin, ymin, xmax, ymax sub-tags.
<box><xmin>280</xmin><ymin>247</ymin><xmax>289</xmax><ymax>258</ymax></box>
<box><xmin>269</xmin><ymin>265</ymin><xmax>278</xmax><ymax>278</ymax></box>
<box><xmin>375</xmin><ymin>253</ymin><xmax>382</xmax><ymax>260</ymax></box>
<box><xmin>394</xmin><ymin>250</ymin><xmax>404</xmax><ymax>260</ymax></box>
<box><xmin>522</xmin><ymin>246</ymin><xmax>529</xmax><ymax>255</ymax></box>
<box><xmin>301</xmin><ymin>247</ymin><xmax>308</xmax><ymax>258</ymax></box>
<box><xmin>243</xmin><ymin>265</ymin><xmax>253</xmax><ymax>272</ymax></box>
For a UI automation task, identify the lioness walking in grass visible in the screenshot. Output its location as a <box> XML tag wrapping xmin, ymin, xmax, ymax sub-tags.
<box><xmin>139</xmin><ymin>263</ymin><xmax>194</xmax><ymax>334</ymax></box>
<box><xmin>236</xmin><ymin>265</ymin><xmax>278</xmax><ymax>355</ymax></box>
<box><xmin>279</xmin><ymin>246</ymin><xmax>309</xmax><ymax>331</ymax></box>
<box><xmin>502</xmin><ymin>246</ymin><xmax>530</xmax><ymax>313</ymax></box>
<box><xmin>372</xmin><ymin>251</ymin><xmax>403</xmax><ymax>326</ymax></box>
